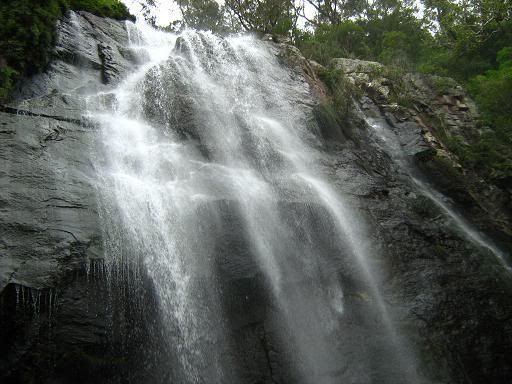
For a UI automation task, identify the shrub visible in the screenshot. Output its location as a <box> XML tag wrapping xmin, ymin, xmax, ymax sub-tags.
<box><xmin>296</xmin><ymin>22</ymin><xmax>370</xmax><ymax>65</ymax></box>
<box><xmin>69</xmin><ymin>0</ymin><xmax>134</xmax><ymax>21</ymax></box>
<box><xmin>0</xmin><ymin>0</ymin><xmax>133</xmax><ymax>102</ymax></box>
<box><xmin>464</xmin><ymin>47</ymin><xmax>512</xmax><ymax>179</ymax></box>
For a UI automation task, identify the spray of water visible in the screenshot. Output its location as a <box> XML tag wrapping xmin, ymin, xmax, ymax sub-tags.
<box><xmin>85</xmin><ymin>19</ymin><xmax>423</xmax><ymax>383</ymax></box>
<box><xmin>367</xmin><ymin>117</ymin><xmax>510</xmax><ymax>268</ymax></box>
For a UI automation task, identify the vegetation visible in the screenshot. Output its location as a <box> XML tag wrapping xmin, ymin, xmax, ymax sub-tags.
<box><xmin>174</xmin><ymin>0</ymin><xmax>228</xmax><ymax>31</ymax></box>
<box><xmin>2</xmin><ymin>0</ymin><xmax>511</xmax><ymax>180</ymax></box>
<box><xmin>465</xmin><ymin>48</ymin><xmax>512</xmax><ymax>178</ymax></box>
<box><xmin>291</xmin><ymin>0</ymin><xmax>512</xmax><ymax>181</ymax></box>
<box><xmin>173</xmin><ymin>0</ymin><xmax>508</xmax><ymax>182</ymax></box>
<box><xmin>0</xmin><ymin>0</ymin><xmax>132</xmax><ymax>101</ymax></box>
<box><xmin>317</xmin><ymin>66</ymin><xmax>361</xmax><ymax>127</ymax></box>
<box><xmin>70</xmin><ymin>0</ymin><xmax>134</xmax><ymax>20</ymax></box>
<box><xmin>167</xmin><ymin>0</ymin><xmax>297</xmax><ymax>33</ymax></box>
<box><xmin>223</xmin><ymin>0</ymin><xmax>296</xmax><ymax>33</ymax></box>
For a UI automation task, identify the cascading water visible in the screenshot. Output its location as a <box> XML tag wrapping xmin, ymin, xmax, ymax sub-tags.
<box><xmin>87</xmin><ymin>20</ymin><xmax>423</xmax><ymax>383</ymax></box>
<box><xmin>367</xmin><ymin>117</ymin><xmax>510</xmax><ymax>268</ymax></box>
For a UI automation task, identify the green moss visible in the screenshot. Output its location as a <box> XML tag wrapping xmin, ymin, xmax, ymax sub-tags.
<box><xmin>0</xmin><ymin>0</ymin><xmax>133</xmax><ymax>102</ymax></box>
<box><xmin>69</xmin><ymin>0</ymin><xmax>134</xmax><ymax>21</ymax></box>
<box><xmin>0</xmin><ymin>67</ymin><xmax>19</xmax><ymax>100</ymax></box>
<box><xmin>412</xmin><ymin>195</ymin><xmax>436</xmax><ymax>218</ymax></box>
<box><xmin>431</xmin><ymin>244</ymin><xmax>450</xmax><ymax>260</ymax></box>
<box><xmin>414</xmin><ymin>147</ymin><xmax>437</xmax><ymax>162</ymax></box>
<box><xmin>317</xmin><ymin>67</ymin><xmax>361</xmax><ymax>126</ymax></box>
<box><xmin>313</xmin><ymin>102</ymin><xmax>352</xmax><ymax>141</ymax></box>
<box><xmin>429</xmin><ymin>76</ymin><xmax>456</xmax><ymax>94</ymax></box>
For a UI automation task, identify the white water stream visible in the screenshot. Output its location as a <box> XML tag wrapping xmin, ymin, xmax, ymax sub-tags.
<box><xmin>85</xmin><ymin>19</ymin><xmax>422</xmax><ymax>383</ymax></box>
<box><xmin>368</xmin><ymin>117</ymin><xmax>510</xmax><ymax>268</ymax></box>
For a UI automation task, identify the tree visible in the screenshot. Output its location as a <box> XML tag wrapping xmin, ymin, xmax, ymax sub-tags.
<box><xmin>419</xmin><ymin>0</ymin><xmax>512</xmax><ymax>79</ymax></box>
<box><xmin>296</xmin><ymin>21</ymin><xmax>370</xmax><ymax>64</ymax></box>
<box><xmin>224</xmin><ymin>0</ymin><xmax>296</xmax><ymax>34</ymax></box>
<box><xmin>294</xmin><ymin>0</ymin><xmax>369</xmax><ymax>26</ymax></box>
<box><xmin>177</xmin><ymin>0</ymin><xmax>228</xmax><ymax>31</ymax></box>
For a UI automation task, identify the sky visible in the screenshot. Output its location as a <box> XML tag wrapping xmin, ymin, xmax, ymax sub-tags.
<box><xmin>121</xmin><ymin>0</ymin><xmax>425</xmax><ymax>28</ymax></box>
<box><xmin>121</xmin><ymin>0</ymin><xmax>317</xmax><ymax>28</ymax></box>
<box><xmin>121</xmin><ymin>0</ymin><xmax>181</xmax><ymax>26</ymax></box>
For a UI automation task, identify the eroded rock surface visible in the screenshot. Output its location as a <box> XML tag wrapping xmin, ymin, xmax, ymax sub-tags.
<box><xmin>307</xmin><ymin>55</ymin><xmax>512</xmax><ymax>384</ymax></box>
<box><xmin>0</xmin><ymin>10</ymin><xmax>152</xmax><ymax>383</ymax></box>
<box><xmin>1</xmin><ymin>14</ymin><xmax>511</xmax><ymax>384</ymax></box>
<box><xmin>0</xmin><ymin>9</ymin><xmax>142</xmax><ymax>294</ymax></box>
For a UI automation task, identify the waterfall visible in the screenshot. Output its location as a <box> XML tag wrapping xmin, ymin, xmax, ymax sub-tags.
<box><xmin>367</xmin><ymin>117</ymin><xmax>510</xmax><ymax>268</ymax></box>
<box><xmin>86</xmin><ymin>20</ymin><xmax>422</xmax><ymax>383</ymax></box>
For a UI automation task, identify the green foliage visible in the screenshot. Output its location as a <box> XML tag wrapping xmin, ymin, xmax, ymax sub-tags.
<box><xmin>0</xmin><ymin>67</ymin><xmax>19</xmax><ymax>100</ymax></box>
<box><xmin>177</xmin><ymin>0</ymin><xmax>228</xmax><ymax>31</ymax></box>
<box><xmin>463</xmin><ymin>48</ymin><xmax>512</xmax><ymax>179</ymax></box>
<box><xmin>297</xmin><ymin>21</ymin><xmax>370</xmax><ymax>65</ymax></box>
<box><xmin>317</xmin><ymin>67</ymin><xmax>360</xmax><ymax>128</ymax></box>
<box><xmin>295</xmin><ymin>5</ymin><xmax>430</xmax><ymax>69</ymax></box>
<box><xmin>427</xmin><ymin>76</ymin><xmax>456</xmax><ymax>94</ymax></box>
<box><xmin>0</xmin><ymin>0</ymin><xmax>132</xmax><ymax>102</ymax></box>
<box><xmin>362</xmin><ymin>5</ymin><xmax>431</xmax><ymax>69</ymax></box>
<box><xmin>69</xmin><ymin>0</ymin><xmax>133</xmax><ymax>20</ymax></box>
<box><xmin>290</xmin><ymin>0</ymin><xmax>512</xmax><ymax>182</ymax></box>
<box><xmin>418</xmin><ymin>0</ymin><xmax>512</xmax><ymax>81</ymax></box>
<box><xmin>379</xmin><ymin>31</ymin><xmax>410</xmax><ymax>68</ymax></box>
<box><xmin>224</xmin><ymin>0</ymin><xmax>296</xmax><ymax>34</ymax></box>
<box><xmin>470</xmin><ymin>47</ymin><xmax>512</xmax><ymax>130</ymax></box>
<box><xmin>446</xmin><ymin>132</ymin><xmax>512</xmax><ymax>180</ymax></box>
<box><xmin>0</xmin><ymin>0</ymin><xmax>66</xmax><ymax>100</ymax></box>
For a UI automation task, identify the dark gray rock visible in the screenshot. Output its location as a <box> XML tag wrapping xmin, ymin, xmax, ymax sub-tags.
<box><xmin>1</xmin><ymin>14</ymin><xmax>512</xmax><ymax>384</ymax></box>
<box><xmin>0</xmin><ymin>8</ymin><xmax>142</xmax><ymax>294</ymax></box>
<box><xmin>0</xmin><ymin>110</ymin><xmax>99</xmax><ymax>292</ymax></box>
<box><xmin>292</xmin><ymin>52</ymin><xmax>512</xmax><ymax>384</ymax></box>
<box><xmin>0</xmin><ymin>10</ymin><xmax>155</xmax><ymax>384</ymax></box>
<box><xmin>17</xmin><ymin>11</ymin><xmax>138</xmax><ymax>99</ymax></box>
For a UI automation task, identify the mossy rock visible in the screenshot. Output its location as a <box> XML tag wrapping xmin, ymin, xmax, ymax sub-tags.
<box><xmin>414</xmin><ymin>147</ymin><xmax>437</xmax><ymax>162</ymax></box>
<box><xmin>417</xmin><ymin>155</ymin><xmax>474</xmax><ymax>206</ymax></box>
<box><xmin>0</xmin><ymin>0</ymin><xmax>133</xmax><ymax>102</ymax></box>
<box><xmin>411</xmin><ymin>195</ymin><xmax>438</xmax><ymax>218</ymax></box>
<box><xmin>70</xmin><ymin>0</ymin><xmax>134</xmax><ymax>21</ymax></box>
<box><xmin>313</xmin><ymin>103</ymin><xmax>351</xmax><ymax>142</ymax></box>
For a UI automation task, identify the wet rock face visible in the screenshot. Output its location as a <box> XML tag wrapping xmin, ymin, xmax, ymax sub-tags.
<box><xmin>18</xmin><ymin>11</ymin><xmax>138</xmax><ymax>101</ymax></box>
<box><xmin>0</xmin><ymin>9</ymin><xmax>143</xmax><ymax>296</ymax></box>
<box><xmin>0</xmin><ymin>110</ymin><xmax>99</xmax><ymax>291</ymax></box>
<box><xmin>313</xmin><ymin>57</ymin><xmax>512</xmax><ymax>383</ymax></box>
<box><xmin>331</xmin><ymin>58</ymin><xmax>512</xmax><ymax>242</ymax></box>
<box><xmin>0</xmin><ymin>10</ymin><xmax>153</xmax><ymax>383</ymax></box>
<box><xmin>1</xmin><ymin>12</ymin><xmax>512</xmax><ymax>384</ymax></box>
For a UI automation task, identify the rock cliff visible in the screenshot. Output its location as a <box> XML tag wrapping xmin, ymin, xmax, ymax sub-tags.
<box><xmin>0</xmin><ymin>11</ymin><xmax>159</xmax><ymax>383</ymax></box>
<box><xmin>1</xmin><ymin>11</ymin><xmax>511</xmax><ymax>384</ymax></box>
<box><xmin>326</xmin><ymin>58</ymin><xmax>512</xmax><ymax>241</ymax></box>
<box><xmin>303</xmin><ymin>56</ymin><xmax>512</xmax><ymax>384</ymax></box>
